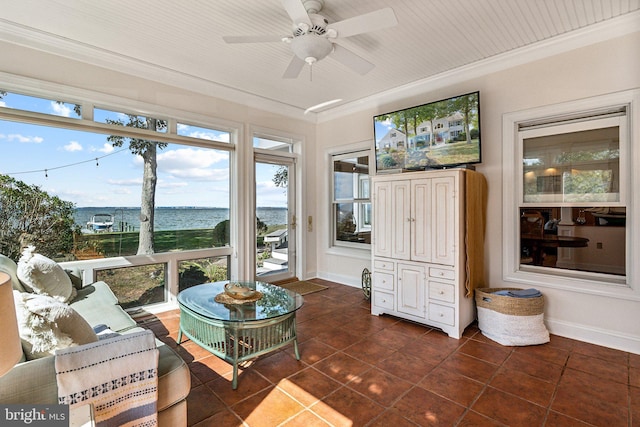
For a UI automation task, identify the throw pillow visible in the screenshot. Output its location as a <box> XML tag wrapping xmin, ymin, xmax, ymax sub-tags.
<box><xmin>17</xmin><ymin>246</ymin><xmax>77</xmax><ymax>303</ymax></box>
<box><xmin>13</xmin><ymin>291</ymin><xmax>98</xmax><ymax>360</ymax></box>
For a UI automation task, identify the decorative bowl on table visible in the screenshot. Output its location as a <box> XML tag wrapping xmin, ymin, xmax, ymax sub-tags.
<box><xmin>224</xmin><ymin>283</ymin><xmax>258</xmax><ymax>300</ymax></box>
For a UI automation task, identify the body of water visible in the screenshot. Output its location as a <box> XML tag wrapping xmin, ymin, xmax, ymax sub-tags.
<box><xmin>75</xmin><ymin>207</ymin><xmax>287</xmax><ymax>232</ymax></box>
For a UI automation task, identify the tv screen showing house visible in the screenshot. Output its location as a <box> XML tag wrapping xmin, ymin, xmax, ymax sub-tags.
<box><xmin>373</xmin><ymin>91</ymin><xmax>481</xmax><ymax>172</ymax></box>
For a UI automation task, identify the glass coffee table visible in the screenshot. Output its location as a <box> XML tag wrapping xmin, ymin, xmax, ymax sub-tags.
<box><xmin>177</xmin><ymin>281</ymin><xmax>304</xmax><ymax>389</ymax></box>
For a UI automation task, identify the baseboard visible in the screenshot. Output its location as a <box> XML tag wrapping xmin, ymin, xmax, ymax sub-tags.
<box><xmin>546</xmin><ymin>316</ymin><xmax>640</xmax><ymax>355</ymax></box>
<box><xmin>300</xmin><ymin>271</ymin><xmax>318</xmax><ymax>281</ymax></box>
<box><xmin>316</xmin><ymin>271</ymin><xmax>360</xmax><ymax>288</ymax></box>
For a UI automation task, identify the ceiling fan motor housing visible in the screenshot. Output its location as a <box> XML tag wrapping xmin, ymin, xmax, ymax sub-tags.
<box><xmin>302</xmin><ymin>0</ymin><xmax>324</xmax><ymax>15</ymax></box>
<box><xmin>292</xmin><ymin>13</ymin><xmax>329</xmax><ymax>36</ymax></box>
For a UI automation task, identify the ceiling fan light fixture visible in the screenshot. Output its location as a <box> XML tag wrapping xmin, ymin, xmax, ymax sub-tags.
<box><xmin>290</xmin><ymin>34</ymin><xmax>333</xmax><ymax>63</ymax></box>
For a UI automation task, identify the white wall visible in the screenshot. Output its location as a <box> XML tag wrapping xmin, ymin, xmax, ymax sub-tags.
<box><xmin>314</xmin><ymin>32</ymin><xmax>640</xmax><ymax>353</ymax></box>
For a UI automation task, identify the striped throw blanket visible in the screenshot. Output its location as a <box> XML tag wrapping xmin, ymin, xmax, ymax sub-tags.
<box><xmin>55</xmin><ymin>330</ymin><xmax>159</xmax><ymax>427</ymax></box>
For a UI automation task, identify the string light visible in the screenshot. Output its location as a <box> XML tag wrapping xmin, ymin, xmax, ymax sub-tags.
<box><xmin>5</xmin><ymin>148</ymin><xmax>128</xmax><ymax>176</ymax></box>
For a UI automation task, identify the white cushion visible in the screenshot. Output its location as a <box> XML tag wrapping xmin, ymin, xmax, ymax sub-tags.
<box><xmin>17</xmin><ymin>246</ymin><xmax>76</xmax><ymax>303</ymax></box>
<box><xmin>13</xmin><ymin>291</ymin><xmax>98</xmax><ymax>360</ymax></box>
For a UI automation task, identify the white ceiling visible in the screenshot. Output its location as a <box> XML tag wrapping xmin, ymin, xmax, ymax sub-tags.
<box><xmin>1</xmin><ymin>0</ymin><xmax>639</xmax><ymax>117</ymax></box>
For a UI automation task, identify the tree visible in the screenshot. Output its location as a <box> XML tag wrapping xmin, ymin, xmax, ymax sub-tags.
<box><xmin>448</xmin><ymin>94</ymin><xmax>478</xmax><ymax>144</ymax></box>
<box><xmin>212</xmin><ymin>219</ymin><xmax>230</xmax><ymax>247</ymax></box>
<box><xmin>256</xmin><ymin>217</ymin><xmax>267</xmax><ymax>234</ymax></box>
<box><xmin>106</xmin><ymin>115</ymin><xmax>167</xmax><ymax>255</ymax></box>
<box><xmin>0</xmin><ymin>174</ymin><xmax>76</xmax><ymax>261</ymax></box>
<box><xmin>273</xmin><ymin>166</ymin><xmax>288</xmax><ymax>188</ymax></box>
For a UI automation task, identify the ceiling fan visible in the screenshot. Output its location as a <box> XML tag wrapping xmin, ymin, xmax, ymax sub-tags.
<box><xmin>223</xmin><ymin>0</ymin><xmax>398</xmax><ymax>79</ymax></box>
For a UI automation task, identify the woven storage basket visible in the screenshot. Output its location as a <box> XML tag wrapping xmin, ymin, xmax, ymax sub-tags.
<box><xmin>475</xmin><ymin>287</ymin><xmax>549</xmax><ymax>346</ymax></box>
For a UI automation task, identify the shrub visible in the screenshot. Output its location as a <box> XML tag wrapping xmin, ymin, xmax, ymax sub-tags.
<box><xmin>0</xmin><ymin>174</ymin><xmax>77</xmax><ymax>261</ymax></box>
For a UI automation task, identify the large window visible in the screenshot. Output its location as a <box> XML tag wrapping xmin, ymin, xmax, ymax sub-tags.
<box><xmin>503</xmin><ymin>90</ymin><xmax>639</xmax><ymax>297</ymax></box>
<box><xmin>0</xmin><ymin>89</ymin><xmax>233</xmax><ymax>308</ymax></box>
<box><xmin>519</xmin><ymin>117</ymin><xmax>625</xmax><ymax>276</ymax></box>
<box><xmin>331</xmin><ymin>151</ymin><xmax>372</xmax><ymax>248</ymax></box>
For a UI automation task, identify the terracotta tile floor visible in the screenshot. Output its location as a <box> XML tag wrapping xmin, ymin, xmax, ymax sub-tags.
<box><xmin>141</xmin><ymin>279</ymin><xmax>640</xmax><ymax>426</ymax></box>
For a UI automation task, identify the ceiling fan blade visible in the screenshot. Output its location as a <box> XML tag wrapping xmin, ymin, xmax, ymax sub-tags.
<box><xmin>223</xmin><ymin>35</ymin><xmax>284</xmax><ymax>43</ymax></box>
<box><xmin>329</xmin><ymin>44</ymin><xmax>375</xmax><ymax>75</ymax></box>
<box><xmin>281</xmin><ymin>0</ymin><xmax>312</xmax><ymax>26</ymax></box>
<box><xmin>326</xmin><ymin>7</ymin><xmax>398</xmax><ymax>38</ymax></box>
<box><xmin>282</xmin><ymin>56</ymin><xmax>306</xmax><ymax>79</ymax></box>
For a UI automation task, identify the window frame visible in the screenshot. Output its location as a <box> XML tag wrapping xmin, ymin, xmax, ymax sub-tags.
<box><xmin>519</xmin><ymin>116</ymin><xmax>625</xmax><ymax>206</ymax></box>
<box><xmin>502</xmin><ymin>89</ymin><xmax>640</xmax><ymax>300</ymax></box>
<box><xmin>0</xmin><ymin>83</ymin><xmax>239</xmax><ymax>311</ymax></box>
<box><xmin>330</xmin><ymin>148</ymin><xmax>373</xmax><ymax>250</ymax></box>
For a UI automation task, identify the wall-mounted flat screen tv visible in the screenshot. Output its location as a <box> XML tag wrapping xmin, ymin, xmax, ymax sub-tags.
<box><xmin>373</xmin><ymin>91</ymin><xmax>481</xmax><ymax>173</ymax></box>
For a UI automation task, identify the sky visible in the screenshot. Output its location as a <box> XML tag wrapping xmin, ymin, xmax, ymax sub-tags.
<box><xmin>373</xmin><ymin>118</ymin><xmax>394</xmax><ymax>144</ymax></box>
<box><xmin>0</xmin><ymin>92</ymin><xmax>287</xmax><ymax>208</ymax></box>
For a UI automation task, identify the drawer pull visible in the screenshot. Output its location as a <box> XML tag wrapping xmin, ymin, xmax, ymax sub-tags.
<box><xmin>439</xmin><ymin>290</ymin><xmax>444</xmax><ymax>295</ymax></box>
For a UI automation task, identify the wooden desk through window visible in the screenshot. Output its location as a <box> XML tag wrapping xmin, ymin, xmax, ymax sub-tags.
<box><xmin>521</xmin><ymin>235</ymin><xmax>589</xmax><ymax>266</ymax></box>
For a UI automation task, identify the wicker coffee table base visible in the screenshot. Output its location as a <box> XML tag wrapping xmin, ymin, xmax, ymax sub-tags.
<box><xmin>177</xmin><ymin>304</ymin><xmax>300</xmax><ymax>389</ymax></box>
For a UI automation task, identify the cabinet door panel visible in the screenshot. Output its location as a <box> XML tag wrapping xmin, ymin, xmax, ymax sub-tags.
<box><xmin>397</xmin><ymin>263</ymin><xmax>425</xmax><ymax>317</ymax></box>
<box><xmin>392</xmin><ymin>181</ymin><xmax>411</xmax><ymax>260</ymax></box>
<box><xmin>373</xmin><ymin>181</ymin><xmax>393</xmax><ymax>258</ymax></box>
<box><xmin>431</xmin><ymin>176</ymin><xmax>456</xmax><ymax>266</ymax></box>
<box><xmin>411</xmin><ymin>179</ymin><xmax>432</xmax><ymax>262</ymax></box>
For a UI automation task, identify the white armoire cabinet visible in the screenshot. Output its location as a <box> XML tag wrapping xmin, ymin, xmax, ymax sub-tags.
<box><xmin>371</xmin><ymin>169</ymin><xmax>480</xmax><ymax>339</ymax></box>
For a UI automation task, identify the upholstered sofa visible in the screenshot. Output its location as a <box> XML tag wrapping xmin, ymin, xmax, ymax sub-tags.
<box><xmin>0</xmin><ymin>254</ymin><xmax>191</xmax><ymax>427</ymax></box>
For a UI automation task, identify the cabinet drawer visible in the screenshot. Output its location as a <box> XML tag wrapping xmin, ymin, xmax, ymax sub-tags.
<box><xmin>373</xmin><ymin>291</ymin><xmax>394</xmax><ymax>311</ymax></box>
<box><xmin>429</xmin><ymin>267</ymin><xmax>455</xmax><ymax>280</ymax></box>
<box><xmin>428</xmin><ymin>303</ymin><xmax>455</xmax><ymax>326</ymax></box>
<box><xmin>373</xmin><ymin>272</ymin><xmax>394</xmax><ymax>291</ymax></box>
<box><xmin>429</xmin><ymin>280</ymin><xmax>455</xmax><ymax>303</ymax></box>
<box><xmin>374</xmin><ymin>259</ymin><xmax>395</xmax><ymax>271</ymax></box>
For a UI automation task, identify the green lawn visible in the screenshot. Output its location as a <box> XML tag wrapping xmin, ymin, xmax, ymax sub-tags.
<box><xmin>75</xmin><ymin>224</ymin><xmax>285</xmax><ymax>258</ymax></box>
<box><xmin>75</xmin><ymin>228</ymin><xmax>219</xmax><ymax>257</ymax></box>
<box><xmin>405</xmin><ymin>139</ymin><xmax>480</xmax><ymax>168</ymax></box>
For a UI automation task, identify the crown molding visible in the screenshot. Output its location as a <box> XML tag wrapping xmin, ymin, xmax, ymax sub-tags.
<box><xmin>316</xmin><ymin>10</ymin><xmax>640</xmax><ymax>123</ymax></box>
